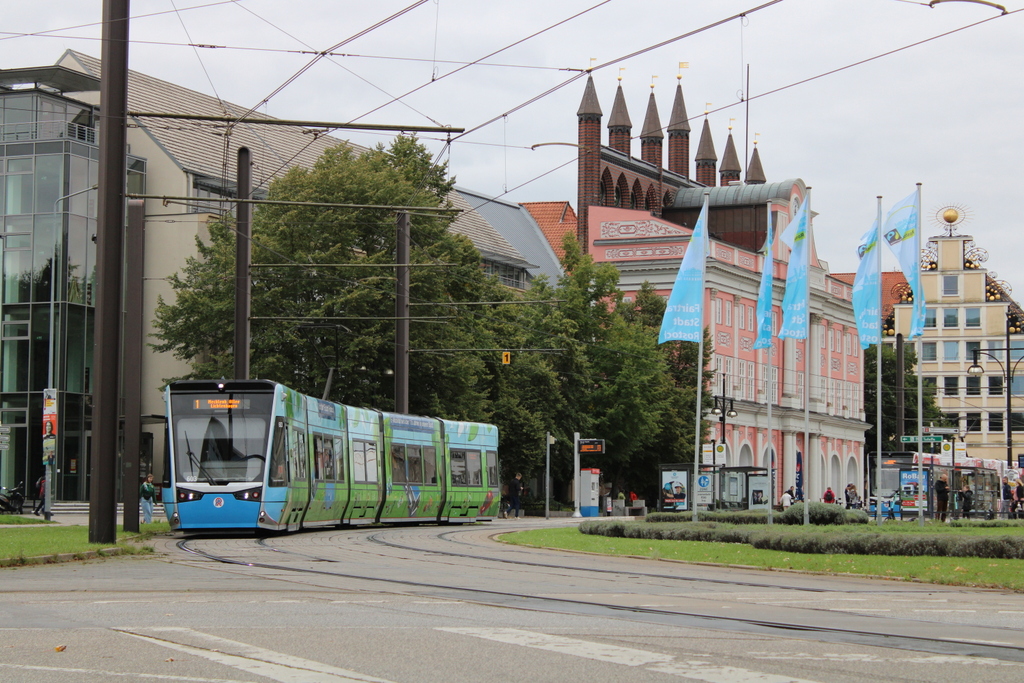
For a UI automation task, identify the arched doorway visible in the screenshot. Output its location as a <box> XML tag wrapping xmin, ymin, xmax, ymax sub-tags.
<box><xmin>738</xmin><ymin>444</ymin><xmax>753</xmax><ymax>467</ymax></box>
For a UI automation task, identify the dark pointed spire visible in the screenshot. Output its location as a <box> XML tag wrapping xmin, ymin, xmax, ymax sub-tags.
<box><xmin>640</xmin><ymin>88</ymin><xmax>663</xmax><ymax>168</ymax></box>
<box><xmin>694</xmin><ymin>118</ymin><xmax>717</xmax><ymax>162</ymax></box>
<box><xmin>667</xmin><ymin>81</ymin><xmax>690</xmax><ymax>133</ymax></box>
<box><xmin>640</xmin><ymin>91</ymin><xmax>663</xmax><ymax>140</ymax></box>
<box><xmin>694</xmin><ymin>118</ymin><xmax>717</xmax><ymax>186</ymax></box>
<box><xmin>608</xmin><ymin>82</ymin><xmax>632</xmax><ymax>129</ymax></box>
<box><xmin>667</xmin><ymin>79</ymin><xmax>690</xmax><ymax>177</ymax></box>
<box><xmin>576</xmin><ymin>74</ymin><xmax>602</xmax><ymax>119</ymax></box>
<box><xmin>720</xmin><ymin>131</ymin><xmax>741</xmax><ymax>186</ymax></box>
<box><xmin>607</xmin><ymin>80</ymin><xmax>632</xmax><ymax>156</ymax></box>
<box><xmin>746</xmin><ymin>145</ymin><xmax>766</xmax><ymax>184</ymax></box>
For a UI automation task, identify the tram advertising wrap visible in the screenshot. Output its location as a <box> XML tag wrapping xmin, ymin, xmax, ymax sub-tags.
<box><xmin>162</xmin><ymin>379</ymin><xmax>500</xmax><ymax>532</ymax></box>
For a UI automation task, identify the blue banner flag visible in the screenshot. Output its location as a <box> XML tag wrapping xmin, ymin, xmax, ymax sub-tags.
<box><xmin>658</xmin><ymin>198</ymin><xmax>710</xmax><ymax>343</ymax></box>
<box><xmin>852</xmin><ymin>219</ymin><xmax>881</xmax><ymax>349</ymax></box>
<box><xmin>883</xmin><ymin>189</ymin><xmax>925</xmax><ymax>338</ymax></box>
<box><xmin>778</xmin><ymin>197</ymin><xmax>810</xmax><ymax>340</ymax></box>
<box><xmin>753</xmin><ymin>207</ymin><xmax>775</xmax><ymax>350</ymax></box>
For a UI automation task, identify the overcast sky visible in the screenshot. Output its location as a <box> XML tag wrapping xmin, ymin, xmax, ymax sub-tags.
<box><xmin>4</xmin><ymin>1</ymin><xmax>1022</xmax><ymax>292</ymax></box>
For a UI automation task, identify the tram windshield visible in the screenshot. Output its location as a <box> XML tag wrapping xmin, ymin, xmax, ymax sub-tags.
<box><xmin>170</xmin><ymin>393</ymin><xmax>273</xmax><ymax>485</ymax></box>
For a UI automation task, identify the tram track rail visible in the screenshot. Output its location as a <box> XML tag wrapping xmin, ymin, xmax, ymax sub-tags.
<box><xmin>173</xmin><ymin>529</ymin><xmax>1024</xmax><ymax>664</ymax></box>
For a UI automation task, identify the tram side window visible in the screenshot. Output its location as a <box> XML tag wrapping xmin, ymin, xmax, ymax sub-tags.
<box><xmin>423</xmin><ymin>446</ymin><xmax>437</xmax><ymax>484</ymax></box>
<box><xmin>313</xmin><ymin>434</ymin><xmax>324</xmax><ymax>480</ymax></box>
<box><xmin>269</xmin><ymin>420</ymin><xmax>288</xmax><ymax>486</ymax></box>
<box><xmin>364</xmin><ymin>441</ymin><xmax>378</xmax><ymax>482</ymax></box>
<box><xmin>332</xmin><ymin>437</ymin><xmax>345</xmax><ymax>482</ymax></box>
<box><xmin>352</xmin><ymin>441</ymin><xmax>366</xmax><ymax>482</ymax></box>
<box><xmin>486</xmin><ymin>451</ymin><xmax>497</xmax><ymax>487</ymax></box>
<box><xmin>313</xmin><ymin>433</ymin><xmax>337</xmax><ymax>481</ymax></box>
<box><xmin>451</xmin><ymin>449</ymin><xmax>467</xmax><ymax>486</ymax></box>
<box><xmin>392</xmin><ymin>444</ymin><xmax>407</xmax><ymax>483</ymax></box>
<box><xmin>353</xmin><ymin>440</ymin><xmax>378</xmax><ymax>483</ymax></box>
<box><xmin>466</xmin><ymin>450</ymin><xmax>482</xmax><ymax>486</ymax></box>
<box><xmin>407</xmin><ymin>445</ymin><xmax>422</xmax><ymax>483</ymax></box>
<box><xmin>289</xmin><ymin>428</ymin><xmax>307</xmax><ymax>481</ymax></box>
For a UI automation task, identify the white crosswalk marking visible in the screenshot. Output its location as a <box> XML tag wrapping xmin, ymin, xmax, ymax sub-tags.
<box><xmin>117</xmin><ymin>628</ymin><xmax>396</xmax><ymax>683</ymax></box>
<box><xmin>438</xmin><ymin>628</ymin><xmax>822</xmax><ymax>683</ymax></box>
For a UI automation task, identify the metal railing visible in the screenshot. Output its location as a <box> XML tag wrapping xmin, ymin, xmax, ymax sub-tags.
<box><xmin>1</xmin><ymin>120</ymin><xmax>96</xmax><ymax>144</ymax></box>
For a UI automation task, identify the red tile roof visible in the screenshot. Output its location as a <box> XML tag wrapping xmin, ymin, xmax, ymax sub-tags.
<box><xmin>831</xmin><ymin>270</ymin><xmax>908</xmax><ymax>319</ymax></box>
<box><xmin>521</xmin><ymin>202</ymin><xmax>577</xmax><ymax>262</ymax></box>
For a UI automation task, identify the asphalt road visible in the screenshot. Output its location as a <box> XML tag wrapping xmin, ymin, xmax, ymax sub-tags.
<box><xmin>2</xmin><ymin>517</ymin><xmax>1023</xmax><ymax>682</ymax></box>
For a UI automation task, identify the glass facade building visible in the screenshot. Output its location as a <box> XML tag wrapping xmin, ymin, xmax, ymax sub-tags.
<box><xmin>0</xmin><ymin>84</ymin><xmax>144</xmax><ymax>500</ymax></box>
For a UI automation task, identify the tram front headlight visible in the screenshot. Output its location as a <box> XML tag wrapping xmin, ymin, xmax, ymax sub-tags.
<box><xmin>233</xmin><ymin>486</ymin><xmax>263</xmax><ymax>502</ymax></box>
<box><xmin>176</xmin><ymin>488</ymin><xmax>204</xmax><ymax>502</ymax></box>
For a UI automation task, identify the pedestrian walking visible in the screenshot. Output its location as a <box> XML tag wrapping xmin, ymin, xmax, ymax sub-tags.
<box><xmin>140</xmin><ymin>473</ymin><xmax>156</xmax><ymax>524</ymax></box>
<box><xmin>844</xmin><ymin>484</ymin><xmax>861</xmax><ymax>510</ymax></box>
<box><xmin>958</xmin><ymin>483</ymin><xmax>974</xmax><ymax>520</ymax></box>
<box><xmin>32</xmin><ymin>476</ymin><xmax>45</xmax><ymax>515</ymax></box>
<box><xmin>780</xmin><ymin>488</ymin><xmax>793</xmax><ymax>509</ymax></box>
<box><xmin>1000</xmin><ymin>477</ymin><xmax>1012</xmax><ymax>518</ymax></box>
<box><xmin>935</xmin><ymin>473</ymin><xmax>949</xmax><ymax>522</ymax></box>
<box><xmin>507</xmin><ymin>473</ymin><xmax>523</xmax><ymax>519</ymax></box>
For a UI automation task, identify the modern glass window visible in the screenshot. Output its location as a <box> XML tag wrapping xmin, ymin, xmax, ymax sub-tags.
<box><xmin>942</xmin><ymin>275</ymin><xmax>958</xmax><ymax>296</ymax></box>
<box><xmin>989</xmin><ymin>375</ymin><xmax>1004</xmax><ymax>396</ymax></box>
<box><xmin>965</xmin><ymin>341</ymin><xmax>981</xmax><ymax>360</ymax></box>
<box><xmin>943</xmin><ymin>341</ymin><xmax>958</xmax><ymax>361</ymax></box>
<box><xmin>965</xmin><ymin>308</ymin><xmax>981</xmax><ymax>328</ymax></box>
<box><xmin>944</xmin><ymin>376</ymin><xmax>959</xmax><ymax>396</ymax></box>
<box><xmin>966</xmin><ymin>375</ymin><xmax>981</xmax><ymax>396</ymax></box>
<box><xmin>921</xmin><ymin>342</ymin><xmax>937</xmax><ymax>362</ymax></box>
<box><xmin>990</xmin><ymin>412</ymin><xmax>1004</xmax><ymax>432</ymax></box>
<box><xmin>943</xmin><ymin>308</ymin><xmax>959</xmax><ymax>328</ymax></box>
<box><xmin>924</xmin><ymin>309</ymin><xmax>937</xmax><ymax>328</ymax></box>
<box><xmin>965</xmin><ymin>413</ymin><xmax>982</xmax><ymax>432</ymax></box>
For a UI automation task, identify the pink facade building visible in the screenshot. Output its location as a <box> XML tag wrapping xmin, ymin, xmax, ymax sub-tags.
<box><xmin>567</xmin><ymin>76</ymin><xmax>867</xmax><ymax>502</ymax></box>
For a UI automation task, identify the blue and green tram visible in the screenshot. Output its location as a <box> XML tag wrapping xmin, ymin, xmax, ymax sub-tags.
<box><xmin>161</xmin><ymin>379</ymin><xmax>500</xmax><ymax>532</ymax></box>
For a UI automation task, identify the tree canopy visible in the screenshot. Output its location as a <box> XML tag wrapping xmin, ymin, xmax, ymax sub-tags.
<box><xmin>153</xmin><ymin>136</ymin><xmax>714</xmax><ymax>502</ymax></box>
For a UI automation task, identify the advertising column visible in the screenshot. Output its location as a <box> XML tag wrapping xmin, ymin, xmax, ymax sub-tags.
<box><xmin>42</xmin><ymin>389</ymin><xmax>58</xmax><ymax>520</ymax></box>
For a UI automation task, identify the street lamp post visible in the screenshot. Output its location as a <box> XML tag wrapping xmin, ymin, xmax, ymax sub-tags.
<box><xmin>967</xmin><ymin>322</ymin><xmax>1024</xmax><ymax>471</ymax></box>
<box><xmin>709</xmin><ymin>378</ymin><xmax>737</xmax><ymax>509</ymax></box>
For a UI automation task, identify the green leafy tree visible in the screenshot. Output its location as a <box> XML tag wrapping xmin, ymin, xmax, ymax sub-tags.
<box><xmin>863</xmin><ymin>343</ymin><xmax>947</xmax><ymax>452</ymax></box>
<box><xmin>153</xmin><ymin>136</ymin><xmax>502</xmax><ymax>420</ymax></box>
<box><xmin>620</xmin><ymin>281</ymin><xmax>714</xmax><ymax>502</ymax></box>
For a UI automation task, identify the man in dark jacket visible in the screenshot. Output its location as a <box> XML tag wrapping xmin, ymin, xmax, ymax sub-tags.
<box><xmin>508</xmin><ymin>473</ymin><xmax>523</xmax><ymax>519</ymax></box>
<box><xmin>935</xmin><ymin>473</ymin><xmax>949</xmax><ymax>522</ymax></box>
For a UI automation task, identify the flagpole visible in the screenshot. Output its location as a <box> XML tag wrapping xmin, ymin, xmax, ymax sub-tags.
<box><xmin>916</xmin><ymin>182</ymin><xmax>925</xmax><ymax>527</ymax></box>
<box><xmin>803</xmin><ymin>187</ymin><xmax>812</xmax><ymax>527</ymax></box>
<box><xmin>875</xmin><ymin>196</ymin><xmax>884</xmax><ymax>526</ymax></box>
<box><xmin>765</xmin><ymin>200</ymin><xmax>774</xmax><ymax>525</ymax></box>
<box><xmin>691</xmin><ymin>191</ymin><xmax>711</xmax><ymax>522</ymax></box>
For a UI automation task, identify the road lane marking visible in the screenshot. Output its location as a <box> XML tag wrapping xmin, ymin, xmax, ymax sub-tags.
<box><xmin>0</xmin><ymin>662</ymin><xmax>246</xmax><ymax>682</ymax></box>
<box><xmin>439</xmin><ymin>628</ymin><xmax>822</xmax><ymax>682</ymax></box>
<box><xmin>117</xmin><ymin>628</ymin><xmax>395</xmax><ymax>683</ymax></box>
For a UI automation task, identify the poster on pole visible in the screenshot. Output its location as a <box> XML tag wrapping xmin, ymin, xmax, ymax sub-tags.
<box><xmin>899</xmin><ymin>469</ymin><xmax>929</xmax><ymax>512</ymax></box>
<box><xmin>660</xmin><ymin>470</ymin><xmax>688</xmax><ymax>511</ymax></box>
<box><xmin>42</xmin><ymin>388</ymin><xmax>57</xmax><ymax>465</ymax></box>
<box><xmin>748</xmin><ymin>474</ymin><xmax>770</xmax><ymax>510</ymax></box>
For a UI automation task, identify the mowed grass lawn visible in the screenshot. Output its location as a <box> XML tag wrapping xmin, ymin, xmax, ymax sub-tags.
<box><xmin>500</xmin><ymin>523</ymin><xmax>1024</xmax><ymax>592</ymax></box>
<box><xmin>0</xmin><ymin>519</ymin><xmax>170</xmax><ymax>566</ymax></box>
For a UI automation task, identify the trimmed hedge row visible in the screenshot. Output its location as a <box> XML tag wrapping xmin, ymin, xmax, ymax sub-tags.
<box><xmin>579</xmin><ymin>520</ymin><xmax>1024</xmax><ymax>559</ymax></box>
<box><xmin>645</xmin><ymin>503</ymin><xmax>868</xmax><ymax>526</ymax></box>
